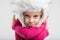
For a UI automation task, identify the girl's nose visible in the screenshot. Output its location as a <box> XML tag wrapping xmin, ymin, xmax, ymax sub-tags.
<box><xmin>29</xmin><ymin>18</ymin><xmax>33</xmax><ymax>23</ymax></box>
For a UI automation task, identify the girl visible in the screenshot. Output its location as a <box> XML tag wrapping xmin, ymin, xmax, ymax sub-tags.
<box><xmin>11</xmin><ymin>0</ymin><xmax>50</xmax><ymax>40</ymax></box>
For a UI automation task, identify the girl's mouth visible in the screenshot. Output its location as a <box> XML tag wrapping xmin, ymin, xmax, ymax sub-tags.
<box><xmin>28</xmin><ymin>23</ymin><xmax>36</xmax><ymax>27</ymax></box>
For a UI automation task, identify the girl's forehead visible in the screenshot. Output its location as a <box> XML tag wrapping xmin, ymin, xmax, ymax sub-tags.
<box><xmin>23</xmin><ymin>10</ymin><xmax>42</xmax><ymax>15</ymax></box>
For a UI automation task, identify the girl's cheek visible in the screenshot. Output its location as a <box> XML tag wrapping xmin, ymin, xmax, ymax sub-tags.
<box><xmin>33</xmin><ymin>17</ymin><xmax>40</xmax><ymax>22</ymax></box>
<box><xmin>25</xmin><ymin>18</ymin><xmax>29</xmax><ymax>22</ymax></box>
<box><xmin>34</xmin><ymin>17</ymin><xmax>40</xmax><ymax>21</ymax></box>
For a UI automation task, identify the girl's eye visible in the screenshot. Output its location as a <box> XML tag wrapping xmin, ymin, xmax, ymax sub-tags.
<box><xmin>34</xmin><ymin>15</ymin><xmax>38</xmax><ymax>18</ymax></box>
<box><xmin>34</xmin><ymin>15</ymin><xmax>39</xmax><ymax>19</ymax></box>
<box><xmin>25</xmin><ymin>15</ymin><xmax>29</xmax><ymax>17</ymax></box>
<box><xmin>24</xmin><ymin>14</ymin><xmax>28</xmax><ymax>17</ymax></box>
<box><xmin>24</xmin><ymin>15</ymin><xmax>30</xmax><ymax>18</ymax></box>
<box><xmin>25</xmin><ymin>15</ymin><xmax>28</xmax><ymax>16</ymax></box>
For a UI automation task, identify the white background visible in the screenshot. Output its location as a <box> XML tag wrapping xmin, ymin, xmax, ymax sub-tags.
<box><xmin>0</xmin><ymin>0</ymin><xmax>60</xmax><ymax>40</ymax></box>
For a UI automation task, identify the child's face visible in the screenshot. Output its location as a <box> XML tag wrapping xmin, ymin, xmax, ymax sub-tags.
<box><xmin>23</xmin><ymin>11</ymin><xmax>42</xmax><ymax>27</ymax></box>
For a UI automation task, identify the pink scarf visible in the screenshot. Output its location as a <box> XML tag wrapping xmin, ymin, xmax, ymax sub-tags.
<box><xmin>12</xmin><ymin>19</ymin><xmax>49</xmax><ymax>40</ymax></box>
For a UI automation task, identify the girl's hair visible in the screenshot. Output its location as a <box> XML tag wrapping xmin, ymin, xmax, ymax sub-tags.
<box><xmin>40</xmin><ymin>9</ymin><xmax>43</xmax><ymax>18</ymax></box>
<box><xmin>40</xmin><ymin>9</ymin><xmax>47</xmax><ymax>19</ymax></box>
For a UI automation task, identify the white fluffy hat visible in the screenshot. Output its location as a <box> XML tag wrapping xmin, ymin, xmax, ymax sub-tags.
<box><xmin>11</xmin><ymin>0</ymin><xmax>51</xmax><ymax>27</ymax></box>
